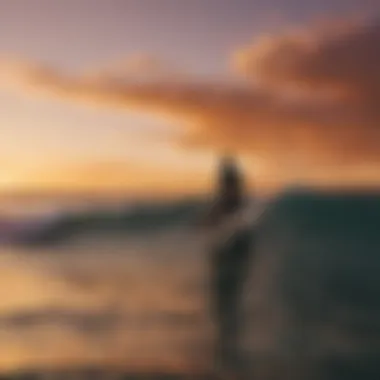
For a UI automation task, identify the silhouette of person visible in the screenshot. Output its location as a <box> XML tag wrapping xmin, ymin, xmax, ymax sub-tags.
<box><xmin>202</xmin><ymin>155</ymin><xmax>244</xmax><ymax>227</ymax></box>
<box><xmin>204</xmin><ymin>155</ymin><xmax>254</xmax><ymax>375</ymax></box>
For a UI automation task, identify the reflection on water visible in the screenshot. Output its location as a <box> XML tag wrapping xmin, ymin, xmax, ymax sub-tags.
<box><xmin>1</xmin><ymin>191</ymin><xmax>380</xmax><ymax>379</ymax></box>
<box><xmin>0</xmin><ymin>231</ymin><xmax>212</xmax><ymax>372</ymax></box>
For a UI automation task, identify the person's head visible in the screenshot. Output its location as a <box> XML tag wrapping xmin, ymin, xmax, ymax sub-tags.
<box><xmin>217</xmin><ymin>155</ymin><xmax>244</xmax><ymax>208</ymax></box>
<box><xmin>219</xmin><ymin>155</ymin><xmax>239</xmax><ymax>183</ymax></box>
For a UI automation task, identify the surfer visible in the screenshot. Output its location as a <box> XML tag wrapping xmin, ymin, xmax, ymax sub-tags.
<box><xmin>201</xmin><ymin>155</ymin><xmax>255</xmax><ymax>375</ymax></box>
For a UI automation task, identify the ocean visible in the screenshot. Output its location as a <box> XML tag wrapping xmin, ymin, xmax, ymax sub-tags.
<box><xmin>0</xmin><ymin>190</ymin><xmax>379</xmax><ymax>379</ymax></box>
<box><xmin>0</xmin><ymin>197</ymin><xmax>213</xmax><ymax>373</ymax></box>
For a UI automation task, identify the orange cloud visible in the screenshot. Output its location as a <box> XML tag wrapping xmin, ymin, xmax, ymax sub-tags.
<box><xmin>0</xmin><ymin>62</ymin><xmax>349</xmax><ymax>167</ymax></box>
<box><xmin>84</xmin><ymin>54</ymin><xmax>186</xmax><ymax>83</ymax></box>
<box><xmin>235</xmin><ymin>18</ymin><xmax>380</xmax><ymax>101</ymax></box>
<box><xmin>1</xmin><ymin>18</ymin><xmax>380</xmax><ymax>184</ymax></box>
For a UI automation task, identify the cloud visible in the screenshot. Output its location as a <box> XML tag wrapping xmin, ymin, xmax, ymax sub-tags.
<box><xmin>1</xmin><ymin>18</ymin><xmax>380</xmax><ymax>182</ymax></box>
<box><xmin>0</xmin><ymin>61</ymin><xmax>353</xmax><ymax>167</ymax></box>
<box><xmin>235</xmin><ymin>18</ymin><xmax>380</xmax><ymax>100</ymax></box>
<box><xmin>233</xmin><ymin>17</ymin><xmax>380</xmax><ymax>176</ymax></box>
<box><xmin>235</xmin><ymin>17</ymin><xmax>380</xmax><ymax>127</ymax></box>
<box><xmin>84</xmin><ymin>53</ymin><xmax>186</xmax><ymax>82</ymax></box>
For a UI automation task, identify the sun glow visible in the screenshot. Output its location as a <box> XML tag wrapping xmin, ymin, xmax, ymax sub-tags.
<box><xmin>0</xmin><ymin>173</ymin><xmax>17</xmax><ymax>188</ymax></box>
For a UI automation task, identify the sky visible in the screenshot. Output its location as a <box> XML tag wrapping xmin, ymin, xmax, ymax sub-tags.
<box><xmin>1</xmin><ymin>0</ymin><xmax>380</xmax><ymax>195</ymax></box>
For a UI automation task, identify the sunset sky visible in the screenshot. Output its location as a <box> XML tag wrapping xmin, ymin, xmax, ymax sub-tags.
<box><xmin>1</xmin><ymin>0</ymin><xmax>380</xmax><ymax>195</ymax></box>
